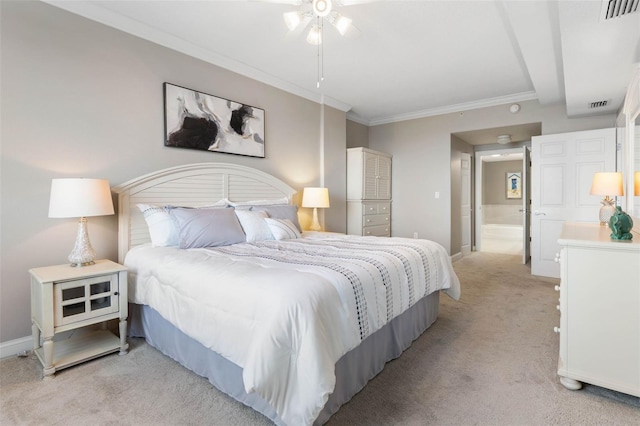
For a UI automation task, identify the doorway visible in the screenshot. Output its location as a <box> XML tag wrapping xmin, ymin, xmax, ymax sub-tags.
<box><xmin>474</xmin><ymin>147</ymin><xmax>527</xmax><ymax>257</ymax></box>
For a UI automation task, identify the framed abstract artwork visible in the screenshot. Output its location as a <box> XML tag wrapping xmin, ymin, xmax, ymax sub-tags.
<box><xmin>163</xmin><ymin>83</ymin><xmax>265</xmax><ymax>158</ymax></box>
<box><xmin>506</xmin><ymin>172</ymin><xmax>522</xmax><ymax>199</ymax></box>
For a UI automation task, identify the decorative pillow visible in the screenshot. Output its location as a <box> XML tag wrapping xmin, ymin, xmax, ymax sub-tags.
<box><xmin>168</xmin><ymin>207</ymin><xmax>246</xmax><ymax>249</ymax></box>
<box><xmin>137</xmin><ymin>204</ymin><xmax>179</xmax><ymax>247</ymax></box>
<box><xmin>234</xmin><ymin>210</ymin><xmax>273</xmax><ymax>242</ymax></box>
<box><xmin>265</xmin><ymin>218</ymin><xmax>301</xmax><ymax>240</ymax></box>
<box><xmin>251</xmin><ymin>205</ymin><xmax>302</xmax><ymax>232</ymax></box>
<box><xmin>228</xmin><ymin>197</ymin><xmax>289</xmax><ymax>207</ymax></box>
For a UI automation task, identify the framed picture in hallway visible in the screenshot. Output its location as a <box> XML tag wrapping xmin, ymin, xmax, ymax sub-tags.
<box><xmin>506</xmin><ymin>172</ymin><xmax>522</xmax><ymax>199</ymax></box>
<box><xmin>163</xmin><ymin>83</ymin><xmax>265</xmax><ymax>158</ymax></box>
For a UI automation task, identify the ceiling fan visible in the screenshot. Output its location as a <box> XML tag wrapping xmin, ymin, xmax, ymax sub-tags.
<box><xmin>238</xmin><ymin>0</ymin><xmax>376</xmax><ymax>87</ymax></box>
<box><xmin>283</xmin><ymin>0</ymin><xmax>355</xmax><ymax>45</ymax></box>
<box><xmin>252</xmin><ymin>0</ymin><xmax>377</xmax><ymax>43</ymax></box>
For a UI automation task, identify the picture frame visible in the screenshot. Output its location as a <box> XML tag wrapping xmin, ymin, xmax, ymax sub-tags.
<box><xmin>506</xmin><ymin>172</ymin><xmax>522</xmax><ymax>199</ymax></box>
<box><xmin>163</xmin><ymin>82</ymin><xmax>265</xmax><ymax>158</ymax></box>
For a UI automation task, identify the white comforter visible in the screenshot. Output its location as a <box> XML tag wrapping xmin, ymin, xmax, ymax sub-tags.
<box><xmin>125</xmin><ymin>233</ymin><xmax>460</xmax><ymax>425</ymax></box>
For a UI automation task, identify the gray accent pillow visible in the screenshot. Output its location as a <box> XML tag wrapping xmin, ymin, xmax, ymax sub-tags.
<box><xmin>251</xmin><ymin>205</ymin><xmax>302</xmax><ymax>232</ymax></box>
<box><xmin>169</xmin><ymin>207</ymin><xmax>246</xmax><ymax>248</ymax></box>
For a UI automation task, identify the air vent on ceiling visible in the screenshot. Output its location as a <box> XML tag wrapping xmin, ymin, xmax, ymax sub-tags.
<box><xmin>589</xmin><ymin>100</ymin><xmax>609</xmax><ymax>109</ymax></box>
<box><xmin>602</xmin><ymin>0</ymin><xmax>639</xmax><ymax>19</ymax></box>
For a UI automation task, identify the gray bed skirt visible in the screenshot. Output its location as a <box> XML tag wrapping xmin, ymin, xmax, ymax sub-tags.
<box><xmin>129</xmin><ymin>290</ymin><xmax>440</xmax><ymax>425</ymax></box>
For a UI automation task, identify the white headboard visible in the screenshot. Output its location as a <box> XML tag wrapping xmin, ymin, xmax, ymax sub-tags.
<box><xmin>112</xmin><ymin>162</ymin><xmax>297</xmax><ymax>262</ymax></box>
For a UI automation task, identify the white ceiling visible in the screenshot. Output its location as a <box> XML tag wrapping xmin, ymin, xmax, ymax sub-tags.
<box><xmin>45</xmin><ymin>0</ymin><xmax>640</xmax><ymax>126</ymax></box>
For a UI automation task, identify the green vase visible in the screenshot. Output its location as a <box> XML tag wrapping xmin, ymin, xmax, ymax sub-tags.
<box><xmin>608</xmin><ymin>206</ymin><xmax>633</xmax><ymax>241</ymax></box>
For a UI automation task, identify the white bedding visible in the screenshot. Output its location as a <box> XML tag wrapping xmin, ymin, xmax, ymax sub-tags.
<box><xmin>125</xmin><ymin>233</ymin><xmax>460</xmax><ymax>425</ymax></box>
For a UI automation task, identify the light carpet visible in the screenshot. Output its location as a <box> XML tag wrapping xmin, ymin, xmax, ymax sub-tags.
<box><xmin>1</xmin><ymin>252</ymin><xmax>638</xmax><ymax>425</ymax></box>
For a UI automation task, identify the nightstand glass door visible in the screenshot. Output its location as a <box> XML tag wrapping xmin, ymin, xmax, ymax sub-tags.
<box><xmin>54</xmin><ymin>274</ymin><xmax>119</xmax><ymax>326</ymax></box>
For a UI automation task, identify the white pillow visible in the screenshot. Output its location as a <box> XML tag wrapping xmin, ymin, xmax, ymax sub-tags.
<box><xmin>234</xmin><ymin>210</ymin><xmax>273</xmax><ymax>242</ymax></box>
<box><xmin>137</xmin><ymin>204</ymin><xmax>179</xmax><ymax>247</ymax></box>
<box><xmin>169</xmin><ymin>207</ymin><xmax>246</xmax><ymax>249</ymax></box>
<box><xmin>265</xmin><ymin>218</ymin><xmax>301</xmax><ymax>240</ymax></box>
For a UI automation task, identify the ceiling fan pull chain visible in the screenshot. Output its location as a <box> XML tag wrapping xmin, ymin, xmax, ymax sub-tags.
<box><xmin>321</xmin><ymin>18</ymin><xmax>325</xmax><ymax>85</ymax></box>
<box><xmin>316</xmin><ymin>16</ymin><xmax>321</xmax><ymax>88</ymax></box>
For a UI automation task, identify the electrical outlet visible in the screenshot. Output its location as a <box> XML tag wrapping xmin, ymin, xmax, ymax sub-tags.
<box><xmin>435</xmin><ymin>191</ymin><xmax>440</xmax><ymax>199</ymax></box>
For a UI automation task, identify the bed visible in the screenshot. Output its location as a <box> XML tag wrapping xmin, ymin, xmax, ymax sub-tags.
<box><xmin>113</xmin><ymin>162</ymin><xmax>460</xmax><ymax>426</ymax></box>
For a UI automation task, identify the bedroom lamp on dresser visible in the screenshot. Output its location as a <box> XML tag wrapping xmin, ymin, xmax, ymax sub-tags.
<box><xmin>589</xmin><ymin>172</ymin><xmax>624</xmax><ymax>225</ymax></box>
<box><xmin>302</xmin><ymin>187</ymin><xmax>330</xmax><ymax>231</ymax></box>
<box><xmin>48</xmin><ymin>178</ymin><xmax>115</xmax><ymax>266</ymax></box>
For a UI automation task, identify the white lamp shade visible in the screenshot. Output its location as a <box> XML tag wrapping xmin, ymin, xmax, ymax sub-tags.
<box><xmin>332</xmin><ymin>14</ymin><xmax>352</xmax><ymax>35</ymax></box>
<box><xmin>302</xmin><ymin>187</ymin><xmax>330</xmax><ymax>208</ymax></box>
<box><xmin>306</xmin><ymin>25</ymin><xmax>322</xmax><ymax>45</ymax></box>
<box><xmin>283</xmin><ymin>11</ymin><xmax>302</xmax><ymax>31</ymax></box>
<box><xmin>49</xmin><ymin>178</ymin><xmax>115</xmax><ymax>218</ymax></box>
<box><xmin>589</xmin><ymin>172</ymin><xmax>624</xmax><ymax>196</ymax></box>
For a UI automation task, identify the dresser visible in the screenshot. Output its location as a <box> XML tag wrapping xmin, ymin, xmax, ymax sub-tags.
<box><xmin>347</xmin><ymin>147</ymin><xmax>392</xmax><ymax>237</ymax></box>
<box><xmin>555</xmin><ymin>222</ymin><xmax>639</xmax><ymax>397</ymax></box>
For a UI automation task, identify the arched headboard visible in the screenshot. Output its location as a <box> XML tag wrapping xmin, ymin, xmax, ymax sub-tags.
<box><xmin>112</xmin><ymin>163</ymin><xmax>297</xmax><ymax>262</ymax></box>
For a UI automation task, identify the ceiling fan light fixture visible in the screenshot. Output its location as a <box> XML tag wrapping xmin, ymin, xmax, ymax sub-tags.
<box><xmin>313</xmin><ymin>0</ymin><xmax>332</xmax><ymax>17</ymax></box>
<box><xmin>283</xmin><ymin>11</ymin><xmax>303</xmax><ymax>31</ymax></box>
<box><xmin>307</xmin><ymin>25</ymin><xmax>322</xmax><ymax>45</ymax></box>
<box><xmin>332</xmin><ymin>13</ymin><xmax>352</xmax><ymax>36</ymax></box>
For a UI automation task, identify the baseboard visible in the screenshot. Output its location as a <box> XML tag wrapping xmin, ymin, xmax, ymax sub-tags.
<box><xmin>0</xmin><ymin>336</ymin><xmax>32</xmax><ymax>359</ymax></box>
<box><xmin>451</xmin><ymin>252</ymin><xmax>463</xmax><ymax>262</ymax></box>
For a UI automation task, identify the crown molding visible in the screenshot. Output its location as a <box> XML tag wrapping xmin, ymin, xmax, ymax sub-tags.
<box><xmin>365</xmin><ymin>91</ymin><xmax>539</xmax><ymax>126</ymax></box>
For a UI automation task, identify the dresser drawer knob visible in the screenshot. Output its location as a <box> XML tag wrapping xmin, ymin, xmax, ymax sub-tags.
<box><xmin>556</xmin><ymin>305</ymin><xmax>560</xmax><ymax>311</ymax></box>
<box><xmin>554</xmin><ymin>285</ymin><xmax>560</xmax><ymax>292</ymax></box>
<box><xmin>553</xmin><ymin>326</ymin><xmax>560</xmax><ymax>333</ymax></box>
<box><xmin>366</xmin><ymin>219</ymin><xmax>371</xmax><ymax>223</ymax></box>
<box><xmin>554</xmin><ymin>253</ymin><xmax>560</xmax><ymax>263</ymax></box>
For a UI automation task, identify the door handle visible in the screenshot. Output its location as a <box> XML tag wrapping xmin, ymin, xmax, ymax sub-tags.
<box><xmin>533</xmin><ymin>211</ymin><xmax>546</xmax><ymax>216</ymax></box>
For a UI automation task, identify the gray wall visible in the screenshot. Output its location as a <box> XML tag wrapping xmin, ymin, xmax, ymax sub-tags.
<box><xmin>0</xmin><ymin>2</ymin><xmax>345</xmax><ymax>343</ymax></box>
<box><xmin>346</xmin><ymin>120</ymin><xmax>369</xmax><ymax>148</ymax></box>
<box><xmin>369</xmin><ymin>101</ymin><xmax>616</xmax><ymax>252</ymax></box>
<box><xmin>483</xmin><ymin>160</ymin><xmax>522</xmax><ymax>205</ymax></box>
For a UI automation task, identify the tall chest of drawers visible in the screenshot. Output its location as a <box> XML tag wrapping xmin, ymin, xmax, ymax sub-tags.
<box><xmin>555</xmin><ymin>222</ymin><xmax>639</xmax><ymax>397</ymax></box>
<box><xmin>347</xmin><ymin>147</ymin><xmax>392</xmax><ymax>237</ymax></box>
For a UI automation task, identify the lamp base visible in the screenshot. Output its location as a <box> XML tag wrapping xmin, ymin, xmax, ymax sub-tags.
<box><xmin>598</xmin><ymin>198</ymin><xmax>616</xmax><ymax>226</ymax></box>
<box><xmin>309</xmin><ymin>207</ymin><xmax>322</xmax><ymax>232</ymax></box>
<box><xmin>68</xmin><ymin>217</ymin><xmax>97</xmax><ymax>267</ymax></box>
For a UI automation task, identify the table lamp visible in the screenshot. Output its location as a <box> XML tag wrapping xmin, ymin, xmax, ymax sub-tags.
<box><xmin>302</xmin><ymin>187</ymin><xmax>330</xmax><ymax>231</ymax></box>
<box><xmin>635</xmin><ymin>171</ymin><xmax>640</xmax><ymax>196</ymax></box>
<box><xmin>48</xmin><ymin>178</ymin><xmax>115</xmax><ymax>267</ymax></box>
<box><xmin>589</xmin><ymin>172</ymin><xmax>623</xmax><ymax>225</ymax></box>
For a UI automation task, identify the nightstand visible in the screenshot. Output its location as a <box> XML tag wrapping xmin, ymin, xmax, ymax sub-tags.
<box><xmin>29</xmin><ymin>259</ymin><xmax>128</xmax><ymax>378</ymax></box>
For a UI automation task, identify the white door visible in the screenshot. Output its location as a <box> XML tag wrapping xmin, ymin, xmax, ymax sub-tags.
<box><xmin>461</xmin><ymin>153</ymin><xmax>471</xmax><ymax>256</ymax></box>
<box><xmin>531</xmin><ymin>128</ymin><xmax>616</xmax><ymax>277</ymax></box>
<box><xmin>522</xmin><ymin>146</ymin><xmax>531</xmax><ymax>264</ymax></box>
